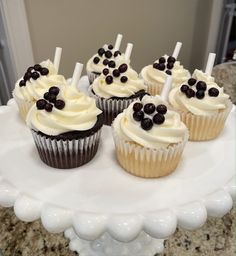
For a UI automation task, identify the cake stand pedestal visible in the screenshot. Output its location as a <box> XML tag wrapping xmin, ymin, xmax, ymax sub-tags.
<box><xmin>0</xmin><ymin>88</ymin><xmax>235</xmax><ymax>255</ymax></box>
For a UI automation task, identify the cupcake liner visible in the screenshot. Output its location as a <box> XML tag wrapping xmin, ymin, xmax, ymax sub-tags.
<box><xmin>88</xmin><ymin>86</ymin><xmax>142</xmax><ymax>126</ymax></box>
<box><xmin>112</xmin><ymin>130</ymin><xmax>188</xmax><ymax>178</ymax></box>
<box><xmin>31</xmin><ymin>128</ymin><xmax>102</xmax><ymax>169</ymax></box>
<box><xmin>87</xmin><ymin>71</ymin><xmax>101</xmax><ymax>84</ymax></box>
<box><xmin>13</xmin><ymin>93</ymin><xmax>35</xmax><ymax>121</ymax></box>
<box><xmin>179</xmin><ymin>101</ymin><xmax>232</xmax><ymax>141</ymax></box>
<box><xmin>139</xmin><ymin>73</ymin><xmax>163</xmax><ymax>96</ymax></box>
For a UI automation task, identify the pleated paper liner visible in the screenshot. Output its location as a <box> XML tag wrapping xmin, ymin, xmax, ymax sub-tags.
<box><xmin>112</xmin><ymin>130</ymin><xmax>189</xmax><ymax>178</ymax></box>
<box><xmin>31</xmin><ymin>129</ymin><xmax>102</xmax><ymax>169</ymax></box>
<box><xmin>179</xmin><ymin>100</ymin><xmax>232</xmax><ymax>141</ymax></box>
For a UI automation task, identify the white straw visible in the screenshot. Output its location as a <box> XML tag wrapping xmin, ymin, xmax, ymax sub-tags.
<box><xmin>114</xmin><ymin>34</ymin><xmax>123</xmax><ymax>50</ymax></box>
<box><xmin>125</xmin><ymin>43</ymin><xmax>133</xmax><ymax>61</ymax></box>
<box><xmin>160</xmin><ymin>75</ymin><xmax>173</xmax><ymax>101</ymax></box>
<box><xmin>205</xmin><ymin>53</ymin><xmax>216</xmax><ymax>75</ymax></box>
<box><xmin>71</xmin><ymin>62</ymin><xmax>83</xmax><ymax>88</ymax></box>
<box><xmin>53</xmin><ymin>47</ymin><xmax>62</xmax><ymax>72</ymax></box>
<box><xmin>172</xmin><ymin>42</ymin><xmax>182</xmax><ymax>59</ymax></box>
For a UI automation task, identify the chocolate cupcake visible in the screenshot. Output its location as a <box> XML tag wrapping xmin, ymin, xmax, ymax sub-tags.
<box><xmin>89</xmin><ymin>63</ymin><xmax>147</xmax><ymax>125</ymax></box>
<box><xmin>26</xmin><ymin>83</ymin><xmax>103</xmax><ymax>169</ymax></box>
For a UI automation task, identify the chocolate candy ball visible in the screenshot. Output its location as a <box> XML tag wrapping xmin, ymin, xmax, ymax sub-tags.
<box><xmin>108</xmin><ymin>60</ymin><xmax>116</xmax><ymax>68</ymax></box>
<box><xmin>40</xmin><ymin>67</ymin><xmax>49</xmax><ymax>76</ymax></box>
<box><xmin>19</xmin><ymin>80</ymin><xmax>26</xmax><ymax>87</ymax></box>
<box><xmin>103</xmin><ymin>68</ymin><xmax>109</xmax><ymax>76</ymax></box>
<box><xmin>48</xmin><ymin>93</ymin><xmax>56</xmax><ymax>103</ymax></box>
<box><xmin>45</xmin><ymin>103</ymin><xmax>53</xmax><ymax>112</ymax></box>
<box><xmin>31</xmin><ymin>71</ymin><xmax>40</xmax><ymax>80</ymax></box>
<box><xmin>196</xmin><ymin>81</ymin><xmax>207</xmax><ymax>91</ymax></box>
<box><xmin>105</xmin><ymin>51</ymin><xmax>112</xmax><ymax>59</ymax></box>
<box><xmin>27</xmin><ymin>66</ymin><xmax>34</xmax><ymax>73</ymax></box>
<box><xmin>180</xmin><ymin>84</ymin><xmax>189</xmax><ymax>93</ymax></box>
<box><xmin>196</xmin><ymin>90</ymin><xmax>205</xmax><ymax>99</ymax></box>
<box><xmin>208</xmin><ymin>87</ymin><xmax>219</xmax><ymax>97</ymax></box>
<box><xmin>133</xmin><ymin>102</ymin><xmax>143</xmax><ymax>112</ymax></box>
<box><xmin>44</xmin><ymin>92</ymin><xmax>49</xmax><ymax>100</ymax></box>
<box><xmin>153</xmin><ymin>113</ymin><xmax>165</xmax><ymax>124</ymax></box>
<box><xmin>156</xmin><ymin>104</ymin><xmax>167</xmax><ymax>114</ymax></box>
<box><xmin>98</xmin><ymin>48</ymin><xmax>105</xmax><ymax>56</ymax></box>
<box><xmin>141</xmin><ymin>118</ymin><xmax>153</xmax><ymax>130</ymax></box>
<box><xmin>112</xmin><ymin>69</ymin><xmax>120</xmax><ymax>77</ymax></box>
<box><xmin>144</xmin><ymin>103</ymin><xmax>155</xmax><ymax>114</ymax></box>
<box><xmin>158</xmin><ymin>63</ymin><xmax>165</xmax><ymax>71</ymax></box>
<box><xmin>108</xmin><ymin>44</ymin><xmax>113</xmax><ymax>50</ymax></box>
<box><xmin>133</xmin><ymin>110</ymin><xmax>144</xmax><ymax>121</ymax></box>
<box><xmin>114</xmin><ymin>51</ymin><xmax>121</xmax><ymax>57</ymax></box>
<box><xmin>24</xmin><ymin>72</ymin><xmax>31</xmax><ymax>81</ymax></box>
<box><xmin>55</xmin><ymin>99</ymin><xmax>65</xmax><ymax>110</ymax></box>
<box><xmin>49</xmin><ymin>86</ymin><xmax>60</xmax><ymax>96</ymax></box>
<box><xmin>103</xmin><ymin>59</ymin><xmax>109</xmax><ymax>66</ymax></box>
<box><xmin>120</xmin><ymin>76</ymin><xmax>128</xmax><ymax>83</ymax></box>
<box><xmin>105</xmin><ymin>75</ymin><xmax>113</xmax><ymax>84</ymax></box>
<box><xmin>36</xmin><ymin>99</ymin><xmax>46</xmax><ymax>110</ymax></box>
<box><xmin>153</xmin><ymin>63</ymin><xmax>159</xmax><ymax>69</ymax></box>
<box><xmin>186</xmin><ymin>88</ymin><xmax>195</xmax><ymax>98</ymax></box>
<box><xmin>93</xmin><ymin>57</ymin><xmax>100</xmax><ymax>64</ymax></box>
<box><xmin>167</xmin><ymin>56</ymin><xmax>176</xmax><ymax>63</ymax></box>
<box><xmin>159</xmin><ymin>57</ymin><xmax>166</xmax><ymax>63</ymax></box>
<box><xmin>167</xmin><ymin>62</ymin><xmax>174</xmax><ymax>69</ymax></box>
<box><xmin>188</xmin><ymin>78</ymin><xmax>196</xmax><ymax>86</ymax></box>
<box><xmin>166</xmin><ymin>70</ymin><xmax>172</xmax><ymax>75</ymax></box>
<box><xmin>34</xmin><ymin>64</ymin><xmax>42</xmax><ymax>71</ymax></box>
<box><xmin>118</xmin><ymin>64</ymin><xmax>128</xmax><ymax>73</ymax></box>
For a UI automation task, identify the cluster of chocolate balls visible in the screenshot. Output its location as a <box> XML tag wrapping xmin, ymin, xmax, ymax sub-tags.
<box><xmin>153</xmin><ymin>56</ymin><xmax>176</xmax><ymax>75</ymax></box>
<box><xmin>93</xmin><ymin>44</ymin><xmax>121</xmax><ymax>65</ymax></box>
<box><xmin>180</xmin><ymin>78</ymin><xmax>220</xmax><ymax>99</ymax></box>
<box><xmin>132</xmin><ymin>102</ymin><xmax>167</xmax><ymax>130</ymax></box>
<box><xmin>19</xmin><ymin>64</ymin><xmax>49</xmax><ymax>87</ymax></box>
<box><xmin>103</xmin><ymin>63</ymin><xmax>129</xmax><ymax>85</ymax></box>
<box><xmin>36</xmin><ymin>86</ymin><xmax>65</xmax><ymax>112</ymax></box>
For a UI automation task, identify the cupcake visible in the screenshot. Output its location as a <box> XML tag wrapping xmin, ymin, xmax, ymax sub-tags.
<box><xmin>86</xmin><ymin>34</ymin><xmax>130</xmax><ymax>84</ymax></box>
<box><xmin>168</xmin><ymin>69</ymin><xmax>232</xmax><ymax>141</ymax></box>
<box><xmin>140</xmin><ymin>55</ymin><xmax>190</xmax><ymax>96</ymax></box>
<box><xmin>13</xmin><ymin>60</ymin><xmax>66</xmax><ymax>121</ymax></box>
<box><xmin>26</xmin><ymin>82</ymin><xmax>103</xmax><ymax>169</ymax></box>
<box><xmin>112</xmin><ymin>95</ymin><xmax>188</xmax><ymax>178</ymax></box>
<box><xmin>89</xmin><ymin>62</ymin><xmax>147</xmax><ymax>125</ymax></box>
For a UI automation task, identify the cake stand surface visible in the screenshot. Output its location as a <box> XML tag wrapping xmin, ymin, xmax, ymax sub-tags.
<box><xmin>0</xmin><ymin>79</ymin><xmax>235</xmax><ymax>255</ymax></box>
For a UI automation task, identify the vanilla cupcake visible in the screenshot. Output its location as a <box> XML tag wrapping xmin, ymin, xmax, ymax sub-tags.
<box><xmin>13</xmin><ymin>60</ymin><xmax>66</xmax><ymax>120</ymax></box>
<box><xmin>86</xmin><ymin>43</ymin><xmax>130</xmax><ymax>84</ymax></box>
<box><xmin>140</xmin><ymin>55</ymin><xmax>190</xmax><ymax>95</ymax></box>
<box><xmin>169</xmin><ymin>69</ymin><xmax>232</xmax><ymax>141</ymax></box>
<box><xmin>26</xmin><ymin>83</ymin><xmax>103</xmax><ymax>169</ymax></box>
<box><xmin>89</xmin><ymin>62</ymin><xmax>147</xmax><ymax>125</ymax></box>
<box><xmin>112</xmin><ymin>95</ymin><xmax>188</xmax><ymax>178</ymax></box>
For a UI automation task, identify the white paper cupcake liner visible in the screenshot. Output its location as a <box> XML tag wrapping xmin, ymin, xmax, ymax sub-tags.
<box><xmin>87</xmin><ymin>70</ymin><xmax>101</xmax><ymax>84</ymax></box>
<box><xmin>179</xmin><ymin>100</ymin><xmax>232</xmax><ymax>141</ymax></box>
<box><xmin>88</xmin><ymin>86</ymin><xmax>143</xmax><ymax>125</ymax></box>
<box><xmin>31</xmin><ymin>129</ymin><xmax>102</xmax><ymax>169</ymax></box>
<box><xmin>112</xmin><ymin>129</ymin><xmax>188</xmax><ymax>178</ymax></box>
<box><xmin>13</xmin><ymin>93</ymin><xmax>35</xmax><ymax>121</ymax></box>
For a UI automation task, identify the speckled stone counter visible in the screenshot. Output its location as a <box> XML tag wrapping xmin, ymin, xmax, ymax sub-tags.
<box><xmin>0</xmin><ymin>206</ymin><xmax>235</xmax><ymax>256</ymax></box>
<box><xmin>1</xmin><ymin>63</ymin><xmax>235</xmax><ymax>256</ymax></box>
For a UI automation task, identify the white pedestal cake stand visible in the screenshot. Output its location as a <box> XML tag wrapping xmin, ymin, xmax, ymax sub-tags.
<box><xmin>0</xmin><ymin>78</ymin><xmax>235</xmax><ymax>256</ymax></box>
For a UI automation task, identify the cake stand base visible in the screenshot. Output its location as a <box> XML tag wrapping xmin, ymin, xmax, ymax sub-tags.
<box><xmin>65</xmin><ymin>228</ymin><xmax>164</xmax><ymax>256</ymax></box>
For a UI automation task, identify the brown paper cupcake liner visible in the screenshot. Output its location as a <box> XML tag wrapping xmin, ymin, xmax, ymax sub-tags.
<box><xmin>31</xmin><ymin>128</ymin><xmax>102</xmax><ymax>169</ymax></box>
<box><xmin>179</xmin><ymin>101</ymin><xmax>232</xmax><ymax>141</ymax></box>
<box><xmin>88</xmin><ymin>86</ymin><xmax>142</xmax><ymax>126</ymax></box>
<box><xmin>112</xmin><ymin>130</ymin><xmax>188</xmax><ymax>178</ymax></box>
<box><xmin>13</xmin><ymin>93</ymin><xmax>35</xmax><ymax>121</ymax></box>
<box><xmin>87</xmin><ymin>71</ymin><xmax>101</xmax><ymax>84</ymax></box>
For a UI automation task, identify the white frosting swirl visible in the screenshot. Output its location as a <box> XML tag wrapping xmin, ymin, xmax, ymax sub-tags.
<box><xmin>140</xmin><ymin>55</ymin><xmax>190</xmax><ymax>88</ymax></box>
<box><xmin>26</xmin><ymin>84</ymin><xmax>102</xmax><ymax>136</ymax></box>
<box><xmin>86</xmin><ymin>45</ymin><xmax>130</xmax><ymax>74</ymax></box>
<box><xmin>113</xmin><ymin>95</ymin><xmax>188</xmax><ymax>149</ymax></box>
<box><xmin>168</xmin><ymin>69</ymin><xmax>230</xmax><ymax>116</ymax></box>
<box><xmin>91</xmin><ymin>66</ymin><xmax>146</xmax><ymax>99</ymax></box>
<box><xmin>13</xmin><ymin>60</ymin><xmax>66</xmax><ymax>102</ymax></box>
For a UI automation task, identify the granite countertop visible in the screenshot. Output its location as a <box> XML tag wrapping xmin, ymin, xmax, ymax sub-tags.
<box><xmin>0</xmin><ymin>206</ymin><xmax>235</xmax><ymax>256</ymax></box>
<box><xmin>0</xmin><ymin>63</ymin><xmax>235</xmax><ymax>256</ymax></box>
